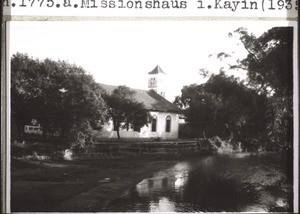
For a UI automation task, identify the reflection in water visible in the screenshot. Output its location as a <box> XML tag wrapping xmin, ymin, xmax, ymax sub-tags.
<box><xmin>136</xmin><ymin>162</ymin><xmax>191</xmax><ymax>197</ymax></box>
<box><xmin>174</xmin><ymin>163</ymin><xmax>189</xmax><ymax>191</ymax></box>
<box><xmin>276</xmin><ymin>198</ymin><xmax>288</xmax><ymax>207</ymax></box>
<box><xmin>106</xmin><ymin>155</ymin><xmax>292</xmax><ymax>212</ymax></box>
<box><xmin>162</xmin><ymin>177</ymin><xmax>168</xmax><ymax>190</ymax></box>
<box><xmin>242</xmin><ymin>205</ymin><xmax>268</xmax><ymax>212</ymax></box>
<box><xmin>150</xmin><ymin>197</ymin><xmax>175</xmax><ymax>212</ymax></box>
<box><xmin>174</xmin><ymin>175</ymin><xmax>185</xmax><ymax>189</ymax></box>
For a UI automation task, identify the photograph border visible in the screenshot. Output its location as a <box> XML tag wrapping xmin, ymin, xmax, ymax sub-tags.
<box><xmin>1</xmin><ymin>7</ymin><xmax>299</xmax><ymax>213</ymax></box>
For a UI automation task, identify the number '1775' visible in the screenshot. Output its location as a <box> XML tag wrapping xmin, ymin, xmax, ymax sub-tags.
<box><xmin>2</xmin><ymin>0</ymin><xmax>56</xmax><ymax>7</ymax></box>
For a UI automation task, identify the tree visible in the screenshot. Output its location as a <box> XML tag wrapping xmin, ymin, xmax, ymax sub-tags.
<box><xmin>234</xmin><ymin>27</ymin><xmax>293</xmax><ymax>96</ymax></box>
<box><xmin>176</xmin><ymin>72</ymin><xmax>267</xmax><ymax>148</ymax></box>
<box><xmin>11</xmin><ymin>53</ymin><xmax>107</xmax><ymax>140</ymax></box>
<box><xmin>230</xmin><ymin>27</ymin><xmax>293</xmax><ymax>150</ymax></box>
<box><xmin>102</xmin><ymin>86</ymin><xmax>151</xmax><ymax>139</ymax></box>
<box><xmin>174</xmin><ymin>84</ymin><xmax>222</xmax><ymax>138</ymax></box>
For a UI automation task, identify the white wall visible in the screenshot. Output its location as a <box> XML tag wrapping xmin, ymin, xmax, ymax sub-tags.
<box><xmin>98</xmin><ymin>111</ymin><xmax>179</xmax><ymax>140</ymax></box>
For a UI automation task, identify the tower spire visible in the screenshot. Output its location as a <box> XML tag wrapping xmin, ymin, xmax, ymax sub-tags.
<box><xmin>148</xmin><ymin>65</ymin><xmax>166</xmax><ymax>74</ymax></box>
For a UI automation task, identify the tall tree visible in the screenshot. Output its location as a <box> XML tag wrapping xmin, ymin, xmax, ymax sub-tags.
<box><xmin>176</xmin><ymin>72</ymin><xmax>267</xmax><ymax>147</ymax></box>
<box><xmin>11</xmin><ymin>53</ymin><xmax>107</xmax><ymax>140</ymax></box>
<box><xmin>231</xmin><ymin>27</ymin><xmax>293</xmax><ymax>150</ymax></box>
<box><xmin>102</xmin><ymin>86</ymin><xmax>151</xmax><ymax>139</ymax></box>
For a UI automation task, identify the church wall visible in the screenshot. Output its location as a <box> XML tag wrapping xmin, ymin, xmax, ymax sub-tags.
<box><xmin>97</xmin><ymin>111</ymin><xmax>179</xmax><ymax>140</ymax></box>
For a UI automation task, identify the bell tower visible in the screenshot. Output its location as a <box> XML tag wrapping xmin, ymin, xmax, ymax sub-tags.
<box><xmin>148</xmin><ymin>65</ymin><xmax>166</xmax><ymax>98</ymax></box>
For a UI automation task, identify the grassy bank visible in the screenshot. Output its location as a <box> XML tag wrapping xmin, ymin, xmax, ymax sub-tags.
<box><xmin>11</xmin><ymin>156</ymin><xmax>177</xmax><ymax>212</ymax></box>
<box><xmin>204</xmin><ymin>153</ymin><xmax>293</xmax><ymax>212</ymax></box>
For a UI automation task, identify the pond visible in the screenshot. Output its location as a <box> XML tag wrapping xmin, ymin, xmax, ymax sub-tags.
<box><xmin>106</xmin><ymin>153</ymin><xmax>293</xmax><ymax>212</ymax></box>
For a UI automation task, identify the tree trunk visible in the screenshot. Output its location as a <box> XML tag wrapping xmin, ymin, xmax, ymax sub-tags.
<box><xmin>230</xmin><ymin>131</ymin><xmax>234</xmax><ymax>142</ymax></box>
<box><xmin>116</xmin><ymin>127</ymin><xmax>120</xmax><ymax>139</ymax></box>
<box><xmin>113</xmin><ymin>120</ymin><xmax>121</xmax><ymax>139</ymax></box>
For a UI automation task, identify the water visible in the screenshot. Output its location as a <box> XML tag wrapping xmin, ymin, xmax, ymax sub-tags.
<box><xmin>106</xmin><ymin>154</ymin><xmax>292</xmax><ymax>212</ymax></box>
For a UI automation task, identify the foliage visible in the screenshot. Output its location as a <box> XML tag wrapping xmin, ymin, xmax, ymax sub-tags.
<box><xmin>266</xmin><ymin>96</ymin><xmax>293</xmax><ymax>150</ymax></box>
<box><xmin>183</xmin><ymin>27</ymin><xmax>293</xmax><ymax>151</ymax></box>
<box><xmin>176</xmin><ymin>72</ymin><xmax>268</xmax><ymax>147</ymax></box>
<box><xmin>11</xmin><ymin>53</ymin><xmax>107</xmax><ymax>140</ymax></box>
<box><xmin>102</xmin><ymin>86</ymin><xmax>151</xmax><ymax>139</ymax></box>
<box><xmin>69</xmin><ymin>121</ymin><xmax>95</xmax><ymax>154</ymax></box>
<box><xmin>232</xmin><ymin>27</ymin><xmax>293</xmax><ymax>150</ymax></box>
<box><xmin>234</xmin><ymin>27</ymin><xmax>293</xmax><ymax>97</ymax></box>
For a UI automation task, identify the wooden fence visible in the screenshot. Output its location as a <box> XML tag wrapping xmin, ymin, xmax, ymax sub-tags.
<box><xmin>75</xmin><ymin>139</ymin><xmax>213</xmax><ymax>159</ymax></box>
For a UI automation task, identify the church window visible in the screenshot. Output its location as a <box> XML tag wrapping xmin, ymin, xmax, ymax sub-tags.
<box><xmin>165</xmin><ymin>116</ymin><xmax>171</xmax><ymax>132</ymax></box>
<box><xmin>149</xmin><ymin>77</ymin><xmax>157</xmax><ymax>87</ymax></box>
<box><xmin>151</xmin><ymin>116</ymin><xmax>157</xmax><ymax>132</ymax></box>
<box><xmin>134</xmin><ymin>126</ymin><xmax>140</xmax><ymax>132</ymax></box>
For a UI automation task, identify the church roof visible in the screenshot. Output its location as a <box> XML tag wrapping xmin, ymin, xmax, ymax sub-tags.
<box><xmin>99</xmin><ymin>83</ymin><xmax>181</xmax><ymax>113</ymax></box>
<box><xmin>148</xmin><ymin>65</ymin><xmax>166</xmax><ymax>74</ymax></box>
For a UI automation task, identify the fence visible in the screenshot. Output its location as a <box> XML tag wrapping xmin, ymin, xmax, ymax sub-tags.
<box><xmin>75</xmin><ymin>139</ymin><xmax>213</xmax><ymax>159</ymax></box>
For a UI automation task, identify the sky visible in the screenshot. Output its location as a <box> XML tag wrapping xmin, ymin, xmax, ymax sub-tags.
<box><xmin>8</xmin><ymin>21</ymin><xmax>293</xmax><ymax>101</ymax></box>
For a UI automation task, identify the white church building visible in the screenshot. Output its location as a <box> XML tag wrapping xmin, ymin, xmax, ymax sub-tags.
<box><xmin>98</xmin><ymin>65</ymin><xmax>181</xmax><ymax>140</ymax></box>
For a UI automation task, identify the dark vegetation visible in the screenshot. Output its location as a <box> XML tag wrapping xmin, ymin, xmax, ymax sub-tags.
<box><xmin>11</xmin><ymin>53</ymin><xmax>151</xmax><ymax>146</ymax></box>
<box><xmin>175</xmin><ymin>27</ymin><xmax>293</xmax><ymax>154</ymax></box>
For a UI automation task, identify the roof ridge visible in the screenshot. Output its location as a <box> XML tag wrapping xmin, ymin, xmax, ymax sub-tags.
<box><xmin>99</xmin><ymin>83</ymin><xmax>148</xmax><ymax>93</ymax></box>
<box><xmin>99</xmin><ymin>82</ymin><xmax>181</xmax><ymax>113</ymax></box>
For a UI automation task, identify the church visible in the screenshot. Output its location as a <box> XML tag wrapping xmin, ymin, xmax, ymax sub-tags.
<box><xmin>98</xmin><ymin>65</ymin><xmax>181</xmax><ymax>140</ymax></box>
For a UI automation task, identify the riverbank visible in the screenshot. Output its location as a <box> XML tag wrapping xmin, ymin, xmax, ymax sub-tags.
<box><xmin>197</xmin><ymin>153</ymin><xmax>293</xmax><ymax>212</ymax></box>
<box><xmin>11</xmin><ymin>155</ymin><xmax>178</xmax><ymax>212</ymax></box>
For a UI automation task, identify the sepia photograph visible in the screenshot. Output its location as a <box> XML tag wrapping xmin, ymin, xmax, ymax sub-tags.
<box><xmin>7</xmin><ymin>20</ymin><xmax>297</xmax><ymax>212</ymax></box>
